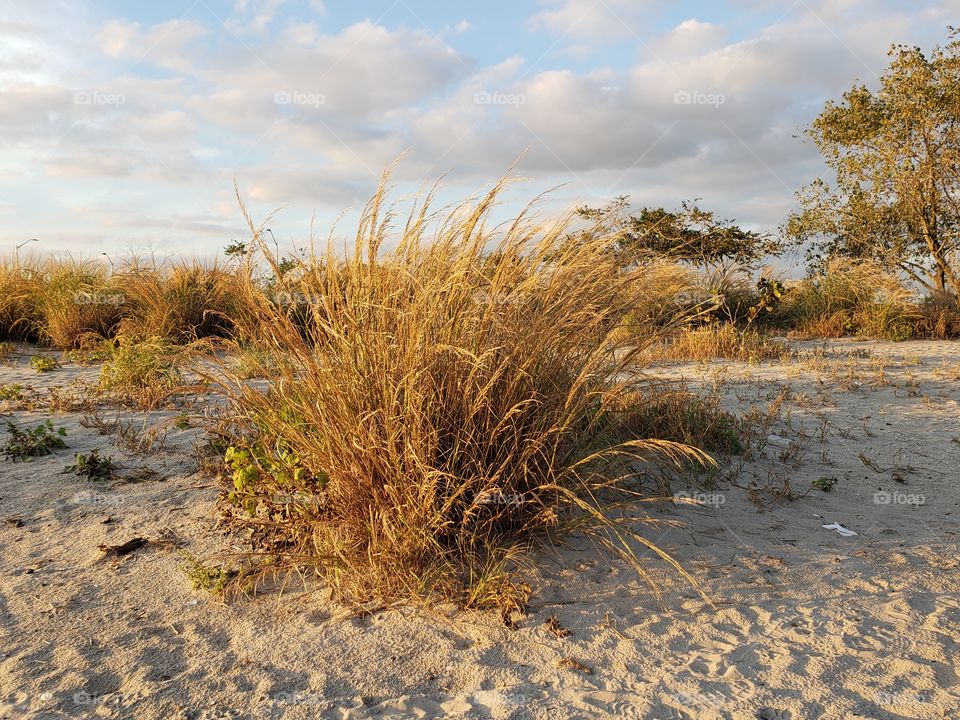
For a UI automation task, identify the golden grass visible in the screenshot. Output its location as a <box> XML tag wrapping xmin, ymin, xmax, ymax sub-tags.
<box><xmin>778</xmin><ymin>258</ymin><xmax>923</xmax><ymax>341</ymax></box>
<box><xmin>117</xmin><ymin>260</ymin><xmax>238</xmax><ymax>342</ymax></box>
<box><xmin>206</xmin><ymin>174</ymin><xmax>712</xmax><ymax>611</ymax></box>
<box><xmin>0</xmin><ymin>261</ymin><xmax>41</xmax><ymax>341</ymax></box>
<box><xmin>646</xmin><ymin>324</ymin><xmax>789</xmax><ymax>363</ymax></box>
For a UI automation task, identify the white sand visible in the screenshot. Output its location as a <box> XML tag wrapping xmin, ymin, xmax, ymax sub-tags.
<box><xmin>1</xmin><ymin>339</ymin><xmax>958</xmax><ymax>719</ymax></box>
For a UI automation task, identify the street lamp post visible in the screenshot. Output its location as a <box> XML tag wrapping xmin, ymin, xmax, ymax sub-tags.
<box><xmin>14</xmin><ymin>238</ymin><xmax>38</xmax><ymax>266</ymax></box>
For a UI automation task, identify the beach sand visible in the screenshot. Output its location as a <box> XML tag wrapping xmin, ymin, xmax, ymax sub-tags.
<box><xmin>1</xmin><ymin>339</ymin><xmax>958</xmax><ymax>719</ymax></box>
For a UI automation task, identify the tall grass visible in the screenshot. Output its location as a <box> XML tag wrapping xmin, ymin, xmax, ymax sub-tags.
<box><xmin>0</xmin><ymin>261</ymin><xmax>41</xmax><ymax>341</ymax></box>
<box><xmin>210</xmin><ymin>176</ymin><xmax>710</xmax><ymax>610</ymax></box>
<box><xmin>34</xmin><ymin>259</ymin><xmax>124</xmax><ymax>348</ymax></box>
<box><xmin>776</xmin><ymin>258</ymin><xmax>920</xmax><ymax>340</ymax></box>
<box><xmin>118</xmin><ymin>261</ymin><xmax>238</xmax><ymax>342</ymax></box>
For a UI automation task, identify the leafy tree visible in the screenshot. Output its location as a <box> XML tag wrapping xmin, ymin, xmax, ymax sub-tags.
<box><xmin>576</xmin><ymin>197</ymin><xmax>776</xmax><ymax>269</ymax></box>
<box><xmin>786</xmin><ymin>29</ymin><xmax>960</xmax><ymax>296</ymax></box>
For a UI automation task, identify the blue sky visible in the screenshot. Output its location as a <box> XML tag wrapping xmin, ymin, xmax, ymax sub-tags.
<box><xmin>1</xmin><ymin>0</ymin><xmax>956</xmax><ymax>259</ymax></box>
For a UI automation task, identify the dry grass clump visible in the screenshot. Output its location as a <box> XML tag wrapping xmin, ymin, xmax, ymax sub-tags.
<box><xmin>606</xmin><ymin>388</ymin><xmax>745</xmax><ymax>456</ymax></box>
<box><xmin>211</xmin><ymin>176</ymin><xmax>711</xmax><ymax>611</ymax></box>
<box><xmin>0</xmin><ymin>261</ymin><xmax>42</xmax><ymax>341</ymax></box>
<box><xmin>118</xmin><ymin>261</ymin><xmax>238</xmax><ymax>342</ymax></box>
<box><xmin>777</xmin><ymin>259</ymin><xmax>920</xmax><ymax>340</ymax></box>
<box><xmin>915</xmin><ymin>292</ymin><xmax>960</xmax><ymax>339</ymax></box>
<box><xmin>31</xmin><ymin>259</ymin><xmax>124</xmax><ymax>348</ymax></box>
<box><xmin>647</xmin><ymin>323</ymin><xmax>789</xmax><ymax>363</ymax></box>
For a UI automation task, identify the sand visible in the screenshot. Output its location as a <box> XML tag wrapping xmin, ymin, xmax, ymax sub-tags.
<box><xmin>1</xmin><ymin>339</ymin><xmax>958</xmax><ymax>719</ymax></box>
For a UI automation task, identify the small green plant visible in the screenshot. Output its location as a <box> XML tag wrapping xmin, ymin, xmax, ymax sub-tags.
<box><xmin>179</xmin><ymin>551</ymin><xmax>237</xmax><ymax>596</ymax></box>
<box><xmin>2</xmin><ymin>420</ymin><xmax>68</xmax><ymax>461</ymax></box>
<box><xmin>63</xmin><ymin>449</ymin><xmax>116</xmax><ymax>481</ymax></box>
<box><xmin>224</xmin><ymin>442</ymin><xmax>323</xmax><ymax>515</ymax></box>
<box><xmin>0</xmin><ymin>384</ymin><xmax>24</xmax><ymax>401</ymax></box>
<box><xmin>812</xmin><ymin>476</ymin><xmax>839</xmax><ymax>492</ymax></box>
<box><xmin>29</xmin><ymin>354</ymin><xmax>58</xmax><ymax>373</ymax></box>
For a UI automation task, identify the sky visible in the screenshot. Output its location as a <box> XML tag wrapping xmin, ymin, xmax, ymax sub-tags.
<box><xmin>1</xmin><ymin>0</ymin><xmax>957</xmax><ymax>260</ymax></box>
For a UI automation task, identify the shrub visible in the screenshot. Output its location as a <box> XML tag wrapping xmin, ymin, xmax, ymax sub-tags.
<box><xmin>916</xmin><ymin>292</ymin><xmax>960</xmax><ymax>339</ymax></box>
<box><xmin>0</xmin><ymin>262</ymin><xmax>41</xmax><ymax>341</ymax></box>
<box><xmin>63</xmin><ymin>449</ymin><xmax>116</xmax><ymax>481</ymax></box>
<box><xmin>607</xmin><ymin>389</ymin><xmax>745</xmax><ymax>456</ymax></box>
<box><xmin>775</xmin><ymin>258</ymin><xmax>919</xmax><ymax>340</ymax></box>
<box><xmin>209</xmin><ymin>176</ymin><xmax>710</xmax><ymax>611</ymax></box>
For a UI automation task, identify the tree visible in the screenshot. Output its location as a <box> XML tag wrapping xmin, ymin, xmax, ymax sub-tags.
<box><xmin>575</xmin><ymin>196</ymin><xmax>776</xmax><ymax>269</ymax></box>
<box><xmin>786</xmin><ymin>29</ymin><xmax>960</xmax><ymax>296</ymax></box>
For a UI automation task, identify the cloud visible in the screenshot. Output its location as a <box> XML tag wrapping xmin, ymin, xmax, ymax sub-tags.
<box><xmin>1</xmin><ymin>1</ymin><xmax>957</xmax><ymax>253</ymax></box>
<box><xmin>526</xmin><ymin>0</ymin><xmax>652</xmax><ymax>42</ymax></box>
<box><xmin>98</xmin><ymin>20</ymin><xmax>139</xmax><ymax>57</ymax></box>
<box><xmin>96</xmin><ymin>19</ymin><xmax>208</xmax><ymax>72</ymax></box>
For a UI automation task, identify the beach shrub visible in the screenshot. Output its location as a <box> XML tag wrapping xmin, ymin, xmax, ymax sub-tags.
<box><xmin>775</xmin><ymin>259</ymin><xmax>919</xmax><ymax>340</ymax></box>
<box><xmin>647</xmin><ymin>324</ymin><xmax>788</xmax><ymax>363</ymax></box>
<box><xmin>0</xmin><ymin>262</ymin><xmax>42</xmax><ymax>341</ymax></box>
<box><xmin>29</xmin><ymin>354</ymin><xmax>59</xmax><ymax>373</ymax></box>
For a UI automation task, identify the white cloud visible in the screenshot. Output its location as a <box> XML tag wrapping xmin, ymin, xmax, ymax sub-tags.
<box><xmin>527</xmin><ymin>0</ymin><xmax>652</xmax><ymax>42</ymax></box>
<box><xmin>1</xmin><ymin>1</ymin><xmax>957</xmax><ymax>253</ymax></box>
<box><xmin>97</xmin><ymin>19</ymin><xmax>139</xmax><ymax>57</ymax></box>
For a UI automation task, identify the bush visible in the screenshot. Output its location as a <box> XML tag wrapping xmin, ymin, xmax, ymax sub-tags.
<box><xmin>29</xmin><ymin>354</ymin><xmax>59</xmax><ymax>373</ymax></box>
<box><xmin>647</xmin><ymin>324</ymin><xmax>788</xmax><ymax>362</ymax></box>
<box><xmin>916</xmin><ymin>292</ymin><xmax>960</xmax><ymax>339</ymax></box>
<box><xmin>210</xmin><ymin>177</ymin><xmax>709</xmax><ymax>611</ymax></box>
<box><xmin>0</xmin><ymin>262</ymin><xmax>42</xmax><ymax>341</ymax></box>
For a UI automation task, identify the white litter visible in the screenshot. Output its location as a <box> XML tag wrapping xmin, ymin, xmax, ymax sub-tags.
<box><xmin>822</xmin><ymin>522</ymin><xmax>857</xmax><ymax>537</ymax></box>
